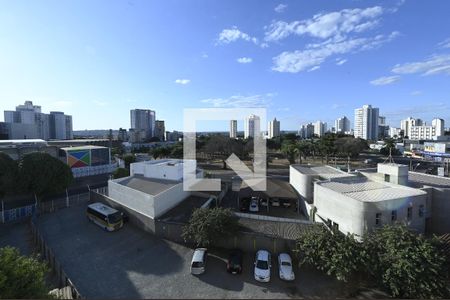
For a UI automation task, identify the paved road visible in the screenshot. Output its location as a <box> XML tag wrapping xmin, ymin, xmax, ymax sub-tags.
<box><xmin>37</xmin><ymin>205</ymin><xmax>346</xmax><ymax>299</ymax></box>
<box><xmin>0</xmin><ymin>222</ymin><xmax>32</xmax><ymax>255</ymax></box>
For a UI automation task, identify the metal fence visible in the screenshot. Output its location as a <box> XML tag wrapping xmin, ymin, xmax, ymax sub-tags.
<box><xmin>30</xmin><ymin>218</ymin><xmax>82</xmax><ymax>299</ymax></box>
<box><xmin>38</xmin><ymin>193</ymin><xmax>90</xmax><ymax>214</ymax></box>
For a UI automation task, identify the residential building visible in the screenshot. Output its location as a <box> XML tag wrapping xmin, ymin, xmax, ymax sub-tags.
<box><xmin>312</xmin><ymin>121</ymin><xmax>326</xmax><ymax>137</ymax></box>
<box><xmin>165</xmin><ymin>130</ymin><xmax>181</xmax><ymax>142</ymax></box>
<box><xmin>389</xmin><ymin>127</ymin><xmax>402</xmax><ymax>138</ymax></box>
<box><xmin>354</xmin><ymin>104</ymin><xmax>379</xmax><ymax>140</ymax></box>
<box><xmin>268</xmin><ymin>118</ymin><xmax>280</xmax><ymax>139</ymax></box>
<box><xmin>404</xmin><ymin>118</ymin><xmax>446</xmax><ymax>140</ymax></box>
<box><xmin>378</xmin><ymin>116</ymin><xmax>389</xmax><ymax>139</ymax></box>
<box><xmin>118</xmin><ymin>128</ymin><xmax>128</xmax><ymax>142</ymax></box>
<box><xmin>244</xmin><ymin>114</ymin><xmax>260</xmax><ymax>139</ymax></box>
<box><xmin>335</xmin><ymin>116</ymin><xmax>350</xmax><ymax>134</ymax></box>
<box><xmin>3</xmin><ymin>101</ymin><xmax>73</xmax><ymax>140</ymax></box>
<box><xmin>154</xmin><ymin>120</ymin><xmax>165</xmax><ymax>141</ymax></box>
<box><xmin>130</xmin><ymin>109</ymin><xmax>156</xmax><ymax>140</ymax></box>
<box><xmin>400</xmin><ymin>117</ymin><xmax>423</xmax><ymax>138</ymax></box>
<box><xmin>298</xmin><ymin>123</ymin><xmax>314</xmax><ymax>139</ymax></box>
<box><xmin>230</xmin><ymin>120</ymin><xmax>237</xmax><ymax>139</ymax></box>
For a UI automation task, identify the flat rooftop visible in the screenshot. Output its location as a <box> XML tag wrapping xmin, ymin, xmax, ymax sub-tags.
<box><xmin>239</xmin><ymin>178</ymin><xmax>298</xmax><ymax>199</ymax></box>
<box><xmin>317</xmin><ymin>177</ymin><xmax>426</xmax><ymax>202</ymax></box>
<box><xmin>61</xmin><ymin>145</ymin><xmax>108</xmax><ymax>151</ymax></box>
<box><xmin>0</xmin><ymin>139</ymin><xmax>47</xmax><ymax>145</ymax></box>
<box><xmin>116</xmin><ymin>175</ymin><xmax>180</xmax><ymax>196</ymax></box>
<box><xmin>408</xmin><ymin>172</ymin><xmax>450</xmax><ymax>189</ymax></box>
<box><xmin>291</xmin><ymin>164</ymin><xmax>354</xmax><ymax>180</ymax></box>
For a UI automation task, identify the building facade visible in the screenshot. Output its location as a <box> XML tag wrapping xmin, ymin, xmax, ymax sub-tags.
<box><xmin>244</xmin><ymin>114</ymin><xmax>260</xmax><ymax>139</ymax></box>
<box><xmin>154</xmin><ymin>120</ymin><xmax>165</xmax><ymax>141</ymax></box>
<box><xmin>130</xmin><ymin>109</ymin><xmax>156</xmax><ymax>141</ymax></box>
<box><xmin>268</xmin><ymin>118</ymin><xmax>280</xmax><ymax>139</ymax></box>
<box><xmin>313</xmin><ymin>121</ymin><xmax>326</xmax><ymax>137</ymax></box>
<box><xmin>354</xmin><ymin>104</ymin><xmax>379</xmax><ymax>140</ymax></box>
<box><xmin>403</xmin><ymin>118</ymin><xmax>445</xmax><ymax>140</ymax></box>
<box><xmin>335</xmin><ymin>116</ymin><xmax>350</xmax><ymax>134</ymax></box>
<box><xmin>298</xmin><ymin>123</ymin><xmax>314</xmax><ymax>139</ymax></box>
<box><xmin>230</xmin><ymin>120</ymin><xmax>237</xmax><ymax>139</ymax></box>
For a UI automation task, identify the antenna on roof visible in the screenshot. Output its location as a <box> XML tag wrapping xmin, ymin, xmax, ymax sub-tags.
<box><xmin>383</xmin><ymin>147</ymin><xmax>395</xmax><ymax>164</ymax></box>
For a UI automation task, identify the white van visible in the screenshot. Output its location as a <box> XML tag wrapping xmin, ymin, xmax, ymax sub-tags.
<box><xmin>190</xmin><ymin>248</ymin><xmax>207</xmax><ymax>275</ymax></box>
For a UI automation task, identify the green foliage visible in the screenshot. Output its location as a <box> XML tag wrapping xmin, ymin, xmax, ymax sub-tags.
<box><xmin>281</xmin><ymin>141</ymin><xmax>298</xmax><ymax>164</ymax></box>
<box><xmin>362</xmin><ymin>225</ymin><xmax>450</xmax><ymax>298</ymax></box>
<box><xmin>113</xmin><ymin>168</ymin><xmax>129</xmax><ymax>179</ymax></box>
<box><xmin>0</xmin><ymin>246</ymin><xmax>50</xmax><ymax>299</ymax></box>
<box><xmin>182</xmin><ymin>207</ymin><xmax>240</xmax><ymax>247</ymax></box>
<box><xmin>295</xmin><ymin>224</ymin><xmax>450</xmax><ymax>298</ymax></box>
<box><xmin>122</xmin><ymin>154</ymin><xmax>136</xmax><ymax>169</ymax></box>
<box><xmin>334</xmin><ymin>137</ymin><xmax>368</xmax><ymax>158</ymax></box>
<box><xmin>0</xmin><ymin>152</ymin><xmax>19</xmax><ymax>197</ymax></box>
<box><xmin>19</xmin><ymin>152</ymin><xmax>73</xmax><ymax>198</ymax></box>
<box><xmin>295</xmin><ymin>226</ymin><xmax>364</xmax><ymax>282</ymax></box>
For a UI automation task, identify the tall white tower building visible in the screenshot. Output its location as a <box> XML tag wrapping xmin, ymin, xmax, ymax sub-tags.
<box><xmin>313</xmin><ymin>121</ymin><xmax>326</xmax><ymax>137</ymax></box>
<box><xmin>335</xmin><ymin>116</ymin><xmax>350</xmax><ymax>134</ymax></box>
<box><xmin>268</xmin><ymin>118</ymin><xmax>280</xmax><ymax>139</ymax></box>
<box><xmin>230</xmin><ymin>120</ymin><xmax>237</xmax><ymax>139</ymax></box>
<box><xmin>244</xmin><ymin>114</ymin><xmax>260</xmax><ymax>139</ymax></box>
<box><xmin>354</xmin><ymin>104</ymin><xmax>379</xmax><ymax>140</ymax></box>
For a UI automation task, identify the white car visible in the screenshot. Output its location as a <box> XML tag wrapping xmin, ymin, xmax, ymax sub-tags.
<box><xmin>249</xmin><ymin>198</ymin><xmax>259</xmax><ymax>212</ymax></box>
<box><xmin>190</xmin><ymin>248</ymin><xmax>207</xmax><ymax>275</ymax></box>
<box><xmin>271</xmin><ymin>199</ymin><xmax>280</xmax><ymax>207</ymax></box>
<box><xmin>278</xmin><ymin>253</ymin><xmax>295</xmax><ymax>281</ymax></box>
<box><xmin>254</xmin><ymin>250</ymin><xmax>271</xmax><ymax>282</ymax></box>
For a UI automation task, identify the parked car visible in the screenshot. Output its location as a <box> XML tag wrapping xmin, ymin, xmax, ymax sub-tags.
<box><xmin>249</xmin><ymin>198</ymin><xmax>259</xmax><ymax>212</ymax></box>
<box><xmin>190</xmin><ymin>248</ymin><xmax>207</xmax><ymax>275</ymax></box>
<box><xmin>227</xmin><ymin>249</ymin><xmax>243</xmax><ymax>274</ymax></box>
<box><xmin>260</xmin><ymin>198</ymin><xmax>268</xmax><ymax>207</ymax></box>
<box><xmin>254</xmin><ymin>250</ymin><xmax>271</xmax><ymax>282</ymax></box>
<box><xmin>281</xmin><ymin>200</ymin><xmax>291</xmax><ymax>208</ymax></box>
<box><xmin>271</xmin><ymin>199</ymin><xmax>280</xmax><ymax>207</ymax></box>
<box><xmin>278</xmin><ymin>253</ymin><xmax>295</xmax><ymax>281</ymax></box>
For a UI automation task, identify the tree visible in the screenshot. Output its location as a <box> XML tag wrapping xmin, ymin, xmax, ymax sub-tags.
<box><xmin>18</xmin><ymin>152</ymin><xmax>73</xmax><ymax>199</ymax></box>
<box><xmin>295</xmin><ymin>226</ymin><xmax>364</xmax><ymax>282</ymax></box>
<box><xmin>0</xmin><ymin>246</ymin><xmax>50</xmax><ymax>299</ymax></box>
<box><xmin>379</xmin><ymin>138</ymin><xmax>401</xmax><ymax>156</ymax></box>
<box><xmin>281</xmin><ymin>140</ymin><xmax>297</xmax><ymax>164</ymax></box>
<box><xmin>363</xmin><ymin>225</ymin><xmax>450</xmax><ymax>298</ymax></box>
<box><xmin>182</xmin><ymin>207</ymin><xmax>240</xmax><ymax>247</ymax></box>
<box><xmin>335</xmin><ymin>137</ymin><xmax>368</xmax><ymax>159</ymax></box>
<box><xmin>113</xmin><ymin>167</ymin><xmax>129</xmax><ymax>179</ymax></box>
<box><xmin>317</xmin><ymin>134</ymin><xmax>337</xmax><ymax>164</ymax></box>
<box><xmin>0</xmin><ymin>152</ymin><xmax>19</xmax><ymax>197</ymax></box>
<box><xmin>122</xmin><ymin>154</ymin><xmax>136</xmax><ymax>169</ymax></box>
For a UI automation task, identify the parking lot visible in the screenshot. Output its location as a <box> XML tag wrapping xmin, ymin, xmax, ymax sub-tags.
<box><xmin>37</xmin><ymin>205</ymin><xmax>345</xmax><ymax>298</ymax></box>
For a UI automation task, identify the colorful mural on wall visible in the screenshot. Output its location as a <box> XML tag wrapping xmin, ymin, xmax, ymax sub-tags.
<box><xmin>67</xmin><ymin>149</ymin><xmax>91</xmax><ymax>168</ymax></box>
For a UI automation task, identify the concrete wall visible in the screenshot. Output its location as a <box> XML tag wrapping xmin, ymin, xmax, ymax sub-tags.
<box><xmin>314</xmin><ymin>183</ymin><xmax>427</xmax><ymax>238</ymax></box>
<box><xmin>377</xmin><ymin>163</ymin><xmax>409</xmax><ymax>186</ymax></box>
<box><xmin>153</xmin><ymin>183</ymin><xmax>191</xmax><ymax>218</ymax></box>
<box><xmin>108</xmin><ymin>179</ymin><xmax>156</xmax><ymax>218</ymax></box>
<box><xmin>289</xmin><ymin>166</ymin><xmax>314</xmax><ymax>202</ymax></box>
<box><xmin>425</xmin><ymin>187</ymin><xmax>450</xmax><ymax>234</ymax></box>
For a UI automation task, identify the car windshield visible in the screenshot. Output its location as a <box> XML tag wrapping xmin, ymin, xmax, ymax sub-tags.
<box><xmin>281</xmin><ymin>261</ymin><xmax>291</xmax><ymax>266</ymax></box>
<box><xmin>192</xmin><ymin>261</ymin><xmax>204</xmax><ymax>268</ymax></box>
<box><xmin>256</xmin><ymin>260</ymin><xmax>268</xmax><ymax>269</ymax></box>
<box><xmin>108</xmin><ymin>212</ymin><xmax>122</xmax><ymax>224</ymax></box>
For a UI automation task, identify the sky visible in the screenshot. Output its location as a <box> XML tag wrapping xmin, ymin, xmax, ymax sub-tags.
<box><xmin>0</xmin><ymin>0</ymin><xmax>449</xmax><ymax>132</ymax></box>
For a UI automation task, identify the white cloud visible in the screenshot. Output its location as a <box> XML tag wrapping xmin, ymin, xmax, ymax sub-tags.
<box><xmin>274</xmin><ymin>4</ymin><xmax>287</xmax><ymax>13</ymax></box>
<box><xmin>264</xmin><ymin>6</ymin><xmax>384</xmax><ymax>42</ymax></box>
<box><xmin>370</xmin><ymin>75</ymin><xmax>401</xmax><ymax>85</ymax></box>
<box><xmin>200</xmin><ymin>93</ymin><xmax>274</xmax><ymax>108</ymax></box>
<box><xmin>272</xmin><ymin>32</ymin><xmax>398</xmax><ymax>73</ymax></box>
<box><xmin>237</xmin><ymin>57</ymin><xmax>253</xmax><ymax>64</ymax></box>
<box><xmin>217</xmin><ymin>26</ymin><xmax>258</xmax><ymax>45</ymax></box>
<box><xmin>438</xmin><ymin>38</ymin><xmax>450</xmax><ymax>49</ymax></box>
<box><xmin>308</xmin><ymin>66</ymin><xmax>320</xmax><ymax>72</ymax></box>
<box><xmin>336</xmin><ymin>58</ymin><xmax>347</xmax><ymax>65</ymax></box>
<box><xmin>175</xmin><ymin>79</ymin><xmax>191</xmax><ymax>85</ymax></box>
<box><xmin>392</xmin><ymin>54</ymin><xmax>450</xmax><ymax>76</ymax></box>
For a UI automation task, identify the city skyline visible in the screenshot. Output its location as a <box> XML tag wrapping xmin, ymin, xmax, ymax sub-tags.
<box><xmin>1</xmin><ymin>1</ymin><xmax>450</xmax><ymax>131</ymax></box>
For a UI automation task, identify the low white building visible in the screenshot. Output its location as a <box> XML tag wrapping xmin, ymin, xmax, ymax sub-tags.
<box><xmin>290</xmin><ymin>163</ymin><xmax>432</xmax><ymax>238</ymax></box>
<box><xmin>108</xmin><ymin>159</ymin><xmax>203</xmax><ymax>219</ymax></box>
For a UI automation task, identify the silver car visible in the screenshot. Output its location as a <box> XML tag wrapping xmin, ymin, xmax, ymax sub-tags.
<box><xmin>190</xmin><ymin>248</ymin><xmax>207</xmax><ymax>275</ymax></box>
<box><xmin>278</xmin><ymin>253</ymin><xmax>295</xmax><ymax>281</ymax></box>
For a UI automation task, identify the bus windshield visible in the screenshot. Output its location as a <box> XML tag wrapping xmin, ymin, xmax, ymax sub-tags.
<box><xmin>108</xmin><ymin>212</ymin><xmax>123</xmax><ymax>224</ymax></box>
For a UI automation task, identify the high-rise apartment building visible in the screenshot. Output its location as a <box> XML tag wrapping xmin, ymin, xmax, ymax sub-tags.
<box><xmin>3</xmin><ymin>101</ymin><xmax>73</xmax><ymax>140</ymax></box>
<box><xmin>130</xmin><ymin>109</ymin><xmax>156</xmax><ymax>141</ymax></box>
<box><xmin>354</xmin><ymin>104</ymin><xmax>379</xmax><ymax>140</ymax></box>
<box><xmin>400</xmin><ymin>117</ymin><xmax>444</xmax><ymax>140</ymax></box>
<box><xmin>335</xmin><ymin>116</ymin><xmax>350</xmax><ymax>134</ymax></box>
<box><xmin>154</xmin><ymin>120</ymin><xmax>165</xmax><ymax>141</ymax></box>
<box><xmin>299</xmin><ymin>123</ymin><xmax>314</xmax><ymax>139</ymax></box>
<box><xmin>400</xmin><ymin>117</ymin><xmax>423</xmax><ymax>138</ymax></box>
<box><xmin>244</xmin><ymin>114</ymin><xmax>260</xmax><ymax>139</ymax></box>
<box><xmin>230</xmin><ymin>120</ymin><xmax>237</xmax><ymax>139</ymax></box>
<box><xmin>268</xmin><ymin>118</ymin><xmax>280</xmax><ymax>139</ymax></box>
<box><xmin>313</xmin><ymin>121</ymin><xmax>326</xmax><ymax>137</ymax></box>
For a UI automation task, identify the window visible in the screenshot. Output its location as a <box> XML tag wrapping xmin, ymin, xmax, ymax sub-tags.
<box><xmin>375</xmin><ymin>213</ymin><xmax>382</xmax><ymax>226</ymax></box>
<box><xmin>407</xmin><ymin>207</ymin><xmax>413</xmax><ymax>221</ymax></box>
<box><xmin>391</xmin><ymin>210</ymin><xmax>397</xmax><ymax>223</ymax></box>
<box><xmin>384</xmin><ymin>174</ymin><xmax>390</xmax><ymax>182</ymax></box>
<box><xmin>419</xmin><ymin>205</ymin><xmax>425</xmax><ymax>217</ymax></box>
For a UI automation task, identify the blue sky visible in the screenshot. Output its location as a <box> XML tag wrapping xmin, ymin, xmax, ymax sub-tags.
<box><xmin>0</xmin><ymin>0</ymin><xmax>449</xmax><ymax>131</ymax></box>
